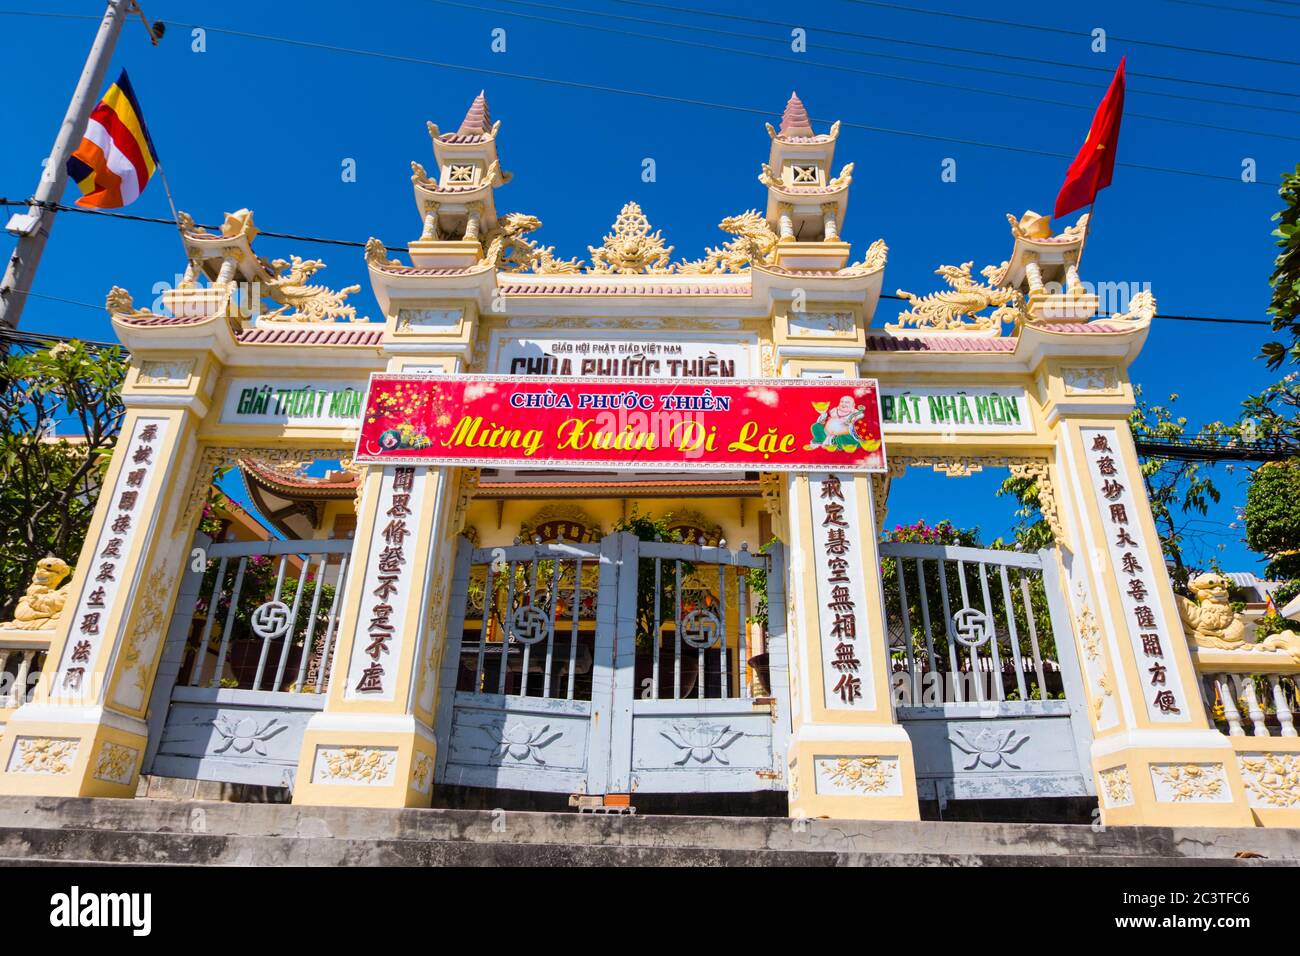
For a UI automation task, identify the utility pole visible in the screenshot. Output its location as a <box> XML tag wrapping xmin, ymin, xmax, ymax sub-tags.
<box><xmin>0</xmin><ymin>0</ymin><xmax>163</xmax><ymax>330</ymax></box>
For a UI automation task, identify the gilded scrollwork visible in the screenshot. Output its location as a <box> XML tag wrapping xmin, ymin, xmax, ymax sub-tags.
<box><xmin>177</xmin><ymin>446</ymin><xmax>352</xmax><ymax>536</ymax></box>
<box><xmin>587</xmin><ymin>202</ymin><xmax>675</xmax><ymax>275</ymax></box>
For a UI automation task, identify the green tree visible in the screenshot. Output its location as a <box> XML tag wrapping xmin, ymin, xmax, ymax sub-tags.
<box><xmin>0</xmin><ymin>341</ymin><xmax>127</xmax><ymax>618</ymax></box>
<box><xmin>1262</xmin><ymin>164</ymin><xmax>1300</xmax><ymax>370</ymax></box>
<box><xmin>1128</xmin><ymin>389</ymin><xmax>1222</xmax><ymax>592</ymax></box>
<box><xmin>1244</xmin><ymin>459</ymin><xmax>1300</xmax><ymax>581</ymax></box>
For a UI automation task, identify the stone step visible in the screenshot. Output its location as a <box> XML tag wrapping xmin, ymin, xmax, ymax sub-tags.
<box><xmin>0</xmin><ymin>826</ymin><xmax>1287</xmax><ymax>867</ymax></box>
<box><xmin>0</xmin><ymin>796</ymin><xmax>1294</xmax><ymax>866</ymax></box>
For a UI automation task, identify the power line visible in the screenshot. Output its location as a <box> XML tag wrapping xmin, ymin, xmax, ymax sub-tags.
<box><xmin>608</xmin><ymin>0</ymin><xmax>1300</xmax><ymax>102</ymax></box>
<box><xmin>8</xmin><ymin>4</ymin><xmax>1300</xmax><ymax>106</ymax></box>
<box><xmin>1134</xmin><ymin>436</ymin><xmax>1299</xmax><ymax>462</ymax></box>
<box><xmin>99</xmin><ymin>18</ymin><xmax>1273</xmax><ymax>185</ymax></box>
<box><xmin>843</xmin><ymin>0</ymin><xmax>1300</xmax><ymax>68</ymax></box>
<box><xmin>1165</xmin><ymin>0</ymin><xmax>1300</xmax><ymax>18</ymax></box>
<box><xmin>483</xmin><ymin>0</ymin><xmax>1300</xmax><ymax>118</ymax></box>
<box><xmin>0</xmin><ymin>199</ymin><xmax>406</xmax><ymax>253</ymax></box>
<box><xmin>436</xmin><ymin>0</ymin><xmax>1300</xmax><ymax>143</ymax></box>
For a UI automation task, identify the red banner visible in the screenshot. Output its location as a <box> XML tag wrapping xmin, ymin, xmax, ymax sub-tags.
<box><xmin>353</xmin><ymin>375</ymin><xmax>886</xmax><ymax>473</ymax></box>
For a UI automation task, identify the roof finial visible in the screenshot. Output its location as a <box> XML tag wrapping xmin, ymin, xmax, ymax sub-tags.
<box><xmin>458</xmin><ymin>90</ymin><xmax>493</xmax><ymax>136</ymax></box>
<box><xmin>779</xmin><ymin>91</ymin><xmax>814</xmax><ymax>138</ymax></box>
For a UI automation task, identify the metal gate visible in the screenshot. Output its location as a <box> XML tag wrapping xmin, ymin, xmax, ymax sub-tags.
<box><xmin>879</xmin><ymin>542</ymin><xmax>1095</xmax><ymax>803</ymax></box>
<box><xmin>434</xmin><ymin>533</ymin><xmax>790</xmax><ymax>795</ymax></box>
<box><xmin>143</xmin><ymin>537</ymin><xmax>354</xmax><ymax>788</ymax></box>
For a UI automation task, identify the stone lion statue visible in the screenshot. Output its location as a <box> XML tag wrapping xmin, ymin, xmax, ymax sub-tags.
<box><xmin>1177</xmin><ymin>573</ymin><xmax>1246</xmax><ymax>649</ymax></box>
<box><xmin>1177</xmin><ymin>572</ymin><xmax>1300</xmax><ymax>664</ymax></box>
<box><xmin>6</xmin><ymin>557</ymin><xmax>73</xmax><ymax>631</ymax></box>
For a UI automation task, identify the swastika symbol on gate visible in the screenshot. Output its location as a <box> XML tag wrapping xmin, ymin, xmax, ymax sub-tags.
<box><xmin>250</xmin><ymin>600</ymin><xmax>292</xmax><ymax>640</ymax></box>
<box><xmin>508</xmin><ymin>606</ymin><xmax>550</xmax><ymax>645</ymax></box>
<box><xmin>951</xmin><ymin>607</ymin><xmax>992</xmax><ymax>648</ymax></box>
<box><xmin>680</xmin><ymin>609</ymin><xmax>722</xmax><ymax>649</ymax></box>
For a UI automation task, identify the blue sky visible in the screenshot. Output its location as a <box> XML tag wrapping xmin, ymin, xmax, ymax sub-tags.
<box><xmin>2</xmin><ymin>0</ymin><xmax>1294</xmax><ymax>572</ymax></box>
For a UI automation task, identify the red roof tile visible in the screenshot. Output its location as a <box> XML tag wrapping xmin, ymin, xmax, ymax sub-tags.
<box><xmin>865</xmin><ymin>335</ymin><xmax>1017</xmax><ymax>353</ymax></box>
<box><xmin>498</xmin><ymin>280</ymin><xmax>750</xmax><ymax>296</ymax></box>
<box><xmin>116</xmin><ymin>314</ymin><xmax>214</xmax><ymax>327</ymax></box>
<box><xmin>236</xmin><ymin>327</ymin><xmax>385</xmax><ymax>346</ymax></box>
<box><xmin>457</xmin><ymin>91</ymin><xmax>492</xmax><ymax>136</ymax></box>
<box><xmin>779</xmin><ymin>91</ymin><xmax>814</xmax><ymax>138</ymax></box>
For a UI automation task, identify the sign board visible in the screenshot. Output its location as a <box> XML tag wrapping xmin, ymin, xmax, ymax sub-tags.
<box><xmin>879</xmin><ymin>387</ymin><xmax>1032</xmax><ymax>434</ymax></box>
<box><xmin>353</xmin><ymin>374</ymin><xmax>887</xmax><ymax>473</ymax></box>
<box><xmin>494</xmin><ymin>336</ymin><xmax>751</xmax><ymax>379</ymax></box>
<box><xmin>221</xmin><ymin>379</ymin><xmax>366</xmax><ymax>427</ymax></box>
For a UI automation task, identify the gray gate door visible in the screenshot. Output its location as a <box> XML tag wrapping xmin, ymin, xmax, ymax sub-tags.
<box><xmin>434</xmin><ymin>533</ymin><xmax>790</xmax><ymax>795</ymax></box>
<box><xmin>879</xmin><ymin>542</ymin><xmax>1095</xmax><ymax>804</ymax></box>
<box><xmin>143</xmin><ymin>537</ymin><xmax>354</xmax><ymax>789</ymax></box>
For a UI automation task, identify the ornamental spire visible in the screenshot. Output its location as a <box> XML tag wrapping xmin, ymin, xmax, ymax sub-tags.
<box><xmin>778</xmin><ymin>91</ymin><xmax>814</xmax><ymax>138</ymax></box>
<box><xmin>457</xmin><ymin>90</ymin><xmax>493</xmax><ymax>136</ymax></box>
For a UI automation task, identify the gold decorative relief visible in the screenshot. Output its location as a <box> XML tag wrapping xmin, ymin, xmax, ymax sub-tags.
<box><xmin>9</xmin><ymin>737</ymin><xmax>77</xmax><ymax>775</ymax></box>
<box><xmin>1099</xmin><ymin>766</ymin><xmax>1132</xmax><ymax>807</ymax></box>
<box><xmin>93</xmin><ymin>742</ymin><xmax>138</xmax><ymax>785</ymax></box>
<box><xmin>1150</xmin><ymin>763</ymin><xmax>1226</xmax><ymax>803</ymax></box>
<box><xmin>817</xmin><ymin>756</ymin><xmax>897</xmax><ymax>794</ymax></box>
<box><xmin>316</xmin><ymin>747</ymin><xmax>397</xmax><ymax>785</ymax></box>
<box><xmin>1238</xmin><ymin>754</ymin><xmax>1300</xmax><ymax>809</ymax></box>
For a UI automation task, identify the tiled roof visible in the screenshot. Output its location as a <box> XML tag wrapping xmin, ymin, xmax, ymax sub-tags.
<box><xmin>437</xmin><ymin>132</ymin><xmax>490</xmax><ymax>144</ymax></box>
<box><xmin>1033</xmin><ymin>321</ymin><xmax>1129</xmax><ymax>333</ymax></box>
<box><xmin>240</xmin><ymin>458</ymin><xmax>359</xmax><ymax>495</ymax></box>
<box><xmin>457</xmin><ymin>91</ymin><xmax>492</xmax><ymax>136</ymax></box>
<box><xmin>498</xmin><ymin>280</ymin><xmax>750</xmax><ymax>296</ymax></box>
<box><xmin>372</xmin><ymin>263</ymin><xmax>489</xmax><ymax>277</ymax></box>
<box><xmin>865</xmin><ymin>335</ymin><xmax>1017</xmax><ymax>353</ymax></box>
<box><xmin>116</xmin><ymin>314</ymin><xmax>213</xmax><ymax>327</ymax></box>
<box><xmin>236</xmin><ymin>326</ymin><xmax>385</xmax><ymax>346</ymax></box>
<box><xmin>865</xmin><ymin>321</ymin><xmax>1135</xmax><ymax>352</ymax></box>
<box><xmin>779</xmin><ymin>92</ymin><xmax>814</xmax><ymax>138</ymax></box>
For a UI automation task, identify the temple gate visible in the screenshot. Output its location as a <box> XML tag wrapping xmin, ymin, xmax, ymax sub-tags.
<box><xmin>0</xmin><ymin>91</ymin><xmax>1295</xmax><ymax>827</ymax></box>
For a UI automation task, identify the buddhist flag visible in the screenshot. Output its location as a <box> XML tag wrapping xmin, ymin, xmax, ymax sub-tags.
<box><xmin>1054</xmin><ymin>57</ymin><xmax>1126</xmax><ymax>219</ymax></box>
<box><xmin>65</xmin><ymin>70</ymin><xmax>159</xmax><ymax>209</ymax></box>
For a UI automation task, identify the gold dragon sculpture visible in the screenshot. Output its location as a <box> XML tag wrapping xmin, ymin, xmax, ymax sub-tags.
<box><xmin>891</xmin><ymin>262</ymin><xmax>1026</xmax><ymax>333</ymax></box>
<box><xmin>261</xmin><ymin>257</ymin><xmax>362</xmax><ymax>323</ymax></box>
<box><xmin>484</xmin><ymin>213</ymin><xmax>583</xmax><ymax>274</ymax></box>
<box><xmin>677</xmin><ymin>210</ymin><xmax>780</xmax><ymax>274</ymax></box>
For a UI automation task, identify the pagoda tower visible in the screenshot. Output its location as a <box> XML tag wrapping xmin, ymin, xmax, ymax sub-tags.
<box><xmin>410</xmin><ymin>91</ymin><xmax>511</xmax><ymax>270</ymax></box>
<box><xmin>760</xmin><ymin>92</ymin><xmax>854</xmax><ymax>271</ymax></box>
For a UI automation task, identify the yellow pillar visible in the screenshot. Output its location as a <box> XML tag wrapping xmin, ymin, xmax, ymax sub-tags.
<box><xmin>1048</xmin><ymin>390</ymin><xmax>1254</xmax><ymax>826</ymax></box>
<box><xmin>291</xmin><ymin>322</ymin><xmax>472</xmax><ymax>807</ymax></box>
<box><xmin>0</xmin><ymin>354</ymin><xmax>214</xmax><ymax>797</ymax></box>
<box><xmin>780</xmin><ymin>359</ymin><xmax>920</xmax><ymax>820</ymax></box>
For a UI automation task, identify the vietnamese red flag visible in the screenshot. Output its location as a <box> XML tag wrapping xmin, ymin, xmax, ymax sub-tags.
<box><xmin>1054</xmin><ymin>57</ymin><xmax>1126</xmax><ymax>219</ymax></box>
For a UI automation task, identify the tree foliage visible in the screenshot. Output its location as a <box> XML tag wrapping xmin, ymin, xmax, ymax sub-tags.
<box><xmin>0</xmin><ymin>341</ymin><xmax>128</xmax><ymax>618</ymax></box>
<box><xmin>1262</xmin><ymin>164</ymin><xmax>1300</xmax><ymax>371</ymax></box>
<box><xmin>1244</xmin><ymin>459</ymin><xmax>1300</xmax><ymax>581</ymax></box>
<box><xmin>1129</xmin><ymin>389</ymin><xmax>1222</xmax><ymax>592</ymax></box>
